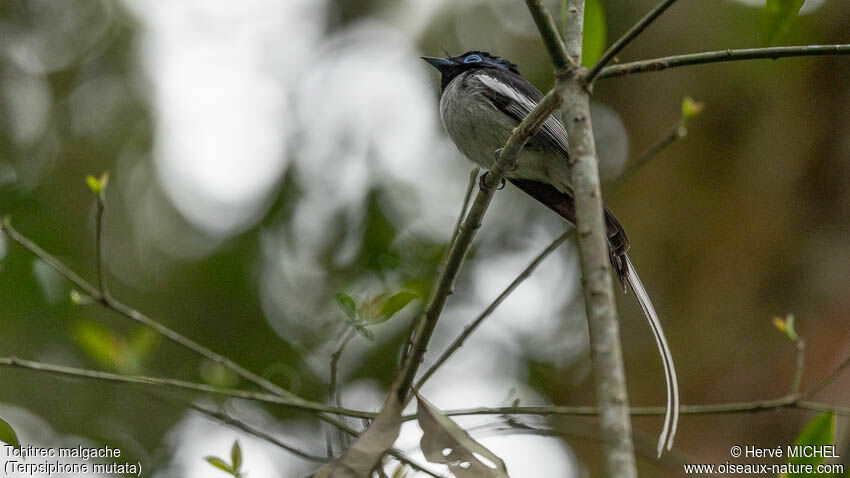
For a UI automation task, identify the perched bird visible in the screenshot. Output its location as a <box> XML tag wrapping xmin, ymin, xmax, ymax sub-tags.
<box><xmin>423</xmin><ymin>50</ymin><xmax>679</xmax><ymax>455</ymax></box>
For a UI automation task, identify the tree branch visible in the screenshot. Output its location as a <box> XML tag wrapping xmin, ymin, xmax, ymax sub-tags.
<box><xmin>186</xmin><ymin>402</ymin><xmax>331</xmax><ymax>464</ymax></box>
<box><xmin>584</xmin><ymin>0</ymin><xmax>681</xmax><ymax>84</ymax></box>
<box><xmin>0</xmin><ymin>356</ymin><xmax>374</xmax><ymax>418</ymax></box>
<box><xmin>805</xmin><ymin>353</ymin><xmax>850</xmax><ymax>399</ymax></box>
<box><xmin>419</xmin><ymin>100</ymin><xmax>696</xmax><ymax>391</ymax></box>
<box><xmin>2</xmin><ymin>218</ymin><xmax>290</xmax><ymax>398</ymax></box>
<box><xmin>554</xmin><ymin>0</ymin><xmax>639</xmax><ymax>473</ymax></box>
<box><xmin>395</xmin><ymin>89</ymin><xmax>565</xmax><ymax>403</ymax></box>
<box><xmin>597</xmin><ymin>44</ymin><xmax>850</xmax><ymax>80</ymax></box>
<box><xmin>605</xmin><ymin>121</ymin><xmax>686</xmax><ymax>194</ymax></box>
<box><xmin>94</xmin><ymin>198</ymin><xmax>108</xmax><ymax>296</ymax></box>
<box><xmin>0</xmin><ymin>218</ymin><xmax>439</xmax><ymax>478</ymax></box>
<box><xmin>400</xmin><ymin>397</ymin><xmax>850</xmax><ymax>421</ymax></box>
<box><xmin>329</xmin><ymin>329</ymin><xmax>357</xmax><ymax>450</ymax></box>
<box><xmin>415</xmin><ymin>229</ymin><xmax>573</xmax><ymax>390</ymax></box>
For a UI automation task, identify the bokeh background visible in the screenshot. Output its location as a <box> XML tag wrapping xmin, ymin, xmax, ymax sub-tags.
<box><xmin>1</xmin><ymin>0</ymin><xmax>849</xmax><ymax>476</ymax></box>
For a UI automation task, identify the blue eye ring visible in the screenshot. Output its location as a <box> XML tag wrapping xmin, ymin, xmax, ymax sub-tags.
<box><xmin>464</xmin><ymin>54</ymin><xmax>483</xmax><ymax>64</ymax></box>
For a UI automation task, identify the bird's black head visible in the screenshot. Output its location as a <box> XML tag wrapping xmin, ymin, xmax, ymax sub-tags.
<box><xmin>422</xmin><ymin>51</ymin><xmax>520</xmax><ymax>91</ymax></box>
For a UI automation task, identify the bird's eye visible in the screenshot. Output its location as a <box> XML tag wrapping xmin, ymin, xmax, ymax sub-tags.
<box><xmin>464</xmin><ymin>54</ymin><xmax>483</xmax><ymax>64</ymax></box>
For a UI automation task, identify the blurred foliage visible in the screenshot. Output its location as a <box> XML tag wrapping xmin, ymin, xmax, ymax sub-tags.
<box><xmin>761</xmin><ymin>0</ymin><xmax>805</xmax><ymax>45</ymax></box>
<box><xmin>0</xmin><ymin>0</ymin><xmax>849</xmax><ymax>476</ymax></box>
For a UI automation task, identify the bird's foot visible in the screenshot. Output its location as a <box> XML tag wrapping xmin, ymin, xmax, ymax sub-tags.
<box><xmin>494</xmin><ymin>147</ymin><xmax>518</xmax><ymax>172</ymax></box>
<box><xmin>479</xmin><ymin>171</ymin><xmax>506</xmax><ymax>192</ymax></box>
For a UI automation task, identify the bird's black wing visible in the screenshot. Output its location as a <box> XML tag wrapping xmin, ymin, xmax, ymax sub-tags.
<box><xmin>473</xmin><ymin>68</ymin><xmax>630</xmax><ymax>285</ymax></box>
<box><xmin>509</xmin><ymin>177</ymin><xmax>630</xmax><ymax>287</ymax></box>
<box><xmin>474</xmin><ymin>68</ymin><xmax>571</xmax><ymax>160</ymax></box>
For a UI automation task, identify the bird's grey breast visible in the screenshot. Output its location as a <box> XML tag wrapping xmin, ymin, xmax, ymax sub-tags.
<box><xmin>439</xmin><ymin>72</ymin><xmax>514</xmax><ymax>170</ymax></box>
<box><xmin>439</xmin><ymin>70</ymin><xmax>573</xmax><ymax>192</ymax></box>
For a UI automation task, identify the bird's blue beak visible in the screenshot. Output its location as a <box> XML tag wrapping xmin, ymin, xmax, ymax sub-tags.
<box><xmin>421</xmin><ymin>56</ymin><xmax>455</xmax><ymax>70</ymax></box>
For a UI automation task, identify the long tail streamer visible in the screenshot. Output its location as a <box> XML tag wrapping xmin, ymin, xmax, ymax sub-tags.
<box><xmin>624</xmin><ymin>254</ymin><xmax>679</xmax><ymax>457</ymax></box>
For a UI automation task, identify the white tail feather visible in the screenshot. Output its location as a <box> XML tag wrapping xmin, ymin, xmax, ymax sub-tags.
<box><xmin>624</xmin><ymin>254</ymin><xmax>679</xmax><ymax>457</ymax></box>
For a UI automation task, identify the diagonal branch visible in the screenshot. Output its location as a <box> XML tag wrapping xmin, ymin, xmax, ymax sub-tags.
<box><xmin>394</xmin><ymin>88</ymin><xmax>565</xmax><ymax>403</ymax></box>
<box><xmin>605</xmin><ymin>121</ymin><xmax>686</xmax><ymax>194</ymax></box>
<box><xmin>329</xmin><ymin>329</ymin><xmax>357</xmax><ymax>450</ymax></box>
<box><xmin>584</xmin><ymin>0</ymin><xmax>681</xmax><ymax>84</ymax></box>
<box><xmin>419</xmin><ymin>102</ymin><xmax>696</xmax><ymax>391</ymax></box>
<box><xmin>597</xmin><ymin>44</ymin><xmax>850</xmax><ymax>80</ymax></box>
<box><xmin>805</xmin><ymin>354</ymin><xmax>850</xmax><ymax>399</ymax></box>
<box><xmin>415</xmin><ymin>229</ymin><xmax>573</xmax><ymax>390</ymax></box>
<box><xmin>2</xmin><ymin>217</ymin><xmax>290</xmax><ymax>398</ymax></box>
<box><xmin>185</xmin><ymin>402</ymin><xmax>331</xmax><ymax>464</ymax></box>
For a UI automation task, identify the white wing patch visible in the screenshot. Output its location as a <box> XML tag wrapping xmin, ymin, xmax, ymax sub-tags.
<box><xmin>475</xmin><ymin>73</ymin><xmax>538</xmax><ymax>115</ymax></box>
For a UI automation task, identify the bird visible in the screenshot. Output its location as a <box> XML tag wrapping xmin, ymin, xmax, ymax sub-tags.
<box><xmin>422</xmin><ymin>50</ymin><xmax>679</xmax><ymax>456</ymax></box>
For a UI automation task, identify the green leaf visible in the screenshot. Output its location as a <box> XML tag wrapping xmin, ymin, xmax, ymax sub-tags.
<box><xmin>204</xmin><ymin>456</ymin><xmax>233</xmax><ymax>474</ymax></box>
<box><xmin>85</xmin><ymin>175</ymin><xmax>102</xmax><ymax>195</ymax></box>
<box><xmin>0</xmin><ymin>417</ymin><xmax>20</xmax><ymax>448</ymax></box>
<box><xmin>359</xmin><ymin>290</ymin><xmax>420</xmax><ymax>326</ymax></box>
<box><xmin>788</xmin><ymin>412</ymin><xmax>835</xmax><ymax>477</ymax></box>
<box><xmin>772</xmin><ymin>313</ymin><xmax>799</xmax><ymax>342</ymax></box>
<box><xmin>128</xmin><ymin>328</ymin><xmax>160</xmax><ymax>362</ymax></box>
<box><xmin>358</xmin><ymin>293</ymin><xmax>388</xmax><ymax>323</ymax></box>
<box><xmin>85</xmin><ymin>172</ymin><xmax>109</xmax><ymax>200</ymax></box>
<box><xmin>230</xmin><ymin>440</ymin><xmax>242</xmax><ymax>472</ymax></box>
<box><xmin>377</xmin><ymin>291</ymin><xmax>419</xmax><ymax>322</ymax></box>
<box><xmin>73</xmin><ymin>321</ymin><xmax>124</xmax><ymax>371</ymax></box>
<box><xmin>70</xmin><ymin>289</ymin><xmax>93</xmax><ymax>305</ymax></box>
<box><xmin>761</xmin><ymin>0</ymin><xmax>804</xmax><ymax>45</ymax></box>
<box><xmin>199</xmin><ymin>360</ymin><xmax>241</xmax><ymax>388</ymax></box>
<box><xmin>581</xmin><ymin>0</ymin><xmax>607</xmax><ymax>67</ymax></box>
<box><xmin>680</xmin><ymin>97</ymin><xmax>705</xmax><ymax>124</ymax></box>
<box><xmin>333</xmin><ymin>292</ymin><xmax>357</xmax><ymax>320</ymax></box>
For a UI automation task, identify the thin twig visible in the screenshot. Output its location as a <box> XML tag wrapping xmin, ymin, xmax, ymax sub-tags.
<box><xmin>2</xmin><ymin>217</ymin><xmax>101</xmax><ymax>298</ymax></box>
<box><xmin>584</xmin><ymin>0</ymin><xmax>681</xmax><ymax>84</ymax></box>
<box><xmin>597</xmin><ymin>44</ymin><xmax>850</xmax><ymax>80</ymax></box>
<box><xmin>329</xmin><ymin>329</ymin><xmax>357</xmax><ymax>450</ymax></box>
<box><xmin>420</xmin><ymin>104</ymin><xmax>693</xmax><ymax>390</ymax></box>
<box><xmin>415</xmin><ymin>229</ymin><xmax>573</xmax><ymax>390</ymax></box>
<box><xmin>94</xmin><ymin>199</ymin><xmax>108</xmax><ymax>296</ymax></box>
<box><xmin>450</xmin><ymin>167</ymin><xmax>481</xmax><ymax>252</ymax></box>
<box><xmin>0</xmin><ymin>219</ymin><xmax>439</xmax><ymax>478</ymax></box>
<box><xmin>790</xmin><ymin>337</ymin><xmax>806</xmax><ymax>396</ymax></box>
<box><xmin>395</xmin><ymin>88</ymin><xmax>566</xmax><ymax>403</ymax></box>
<box><xmin>605</xmin><ymin>122</ymin><xmax>686</xmax><ymax>194</ymax></box>
<box><xmin>396</xmin><ymin>396</ymin><xmax>850</xmax><ymax>420</ymax></box>
<box><xmin>805</xmin><ymin>354</ymin><xmax>850</xmax><ymax>399</ymax></box>
<box><xmin>2</xmin><ymin>218</ymin><xmax>289</xmax><ymax>397</ymax></box>
<box><xmin>0</xmin><ymin>356</ymin><xmax>374</xmax><ymax>418</ymax></box>
<box><xmin>186</xmin><ymin>402</ymin><xmax>330</xmax><ymax>463</ymax></box>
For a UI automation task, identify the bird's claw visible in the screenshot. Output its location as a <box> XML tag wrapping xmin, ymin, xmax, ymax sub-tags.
<box><xmin>494</xmin><ymin>148</ymin><xmax>518</xmax><ymax>173</ymax></box>
<box><xmin>479</xmin><ymin>171</ymin><xmax>506</xmax><ymax>191</ymax></box>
